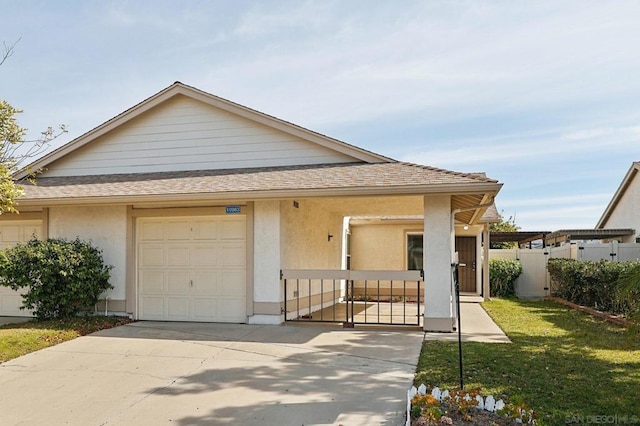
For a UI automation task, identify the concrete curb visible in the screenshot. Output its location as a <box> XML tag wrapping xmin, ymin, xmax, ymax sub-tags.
<box><xmin>547</xmin><ymin>296</ymin><xmax>630</xmax><ymax>327</ymax></box>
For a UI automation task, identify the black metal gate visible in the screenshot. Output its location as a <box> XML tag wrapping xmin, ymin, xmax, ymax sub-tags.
<box><xmin>282</xmin><ymin>269</ymin><xmax>423</xmax><ymax>327</ymax></box>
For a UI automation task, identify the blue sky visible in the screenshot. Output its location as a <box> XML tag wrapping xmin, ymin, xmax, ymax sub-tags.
<box><xmin>2</xmin><ymin>1</ymin><xmax>640</xmax><ymax>230</ymax></box>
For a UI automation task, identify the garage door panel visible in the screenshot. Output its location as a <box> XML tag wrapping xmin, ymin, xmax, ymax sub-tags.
<box><xmin>193</xmin><ymin>299</ymin><xmax>217</xmax><ymax>320</ymax></box>
<box><xmin>168</xmin><ymin>247</ymin><xmax>190</xmax><ymax>266</ymax></box>
<box><xmin>167</xmin><ymin>221</ymin><xmax>190</xmax><ymax>241</ymax></box>
<box><xmin>140</xmin><ymin>271</ymin><xmax>164</xmax><ymax>293</ymax></box>
<box><xmin>193</xmin><ymin>221</ymin><xmax>217</xmax><ymax>240</ymax></box>
<box><xmin>0</xmin><ymin>294</ymin><xmax>28</xmax><ymax>316</ymax></box>
<box><xmin>0</xmin><ymin>220</ymin><xmax>42</xmax><ymax>317</ymax></box>
<box><xmin>140</xmin><ymin>222</ymin><xmax>164</xmax><ymax>241</ymax></box>
<box><xmin>140</xmin><ymin>246</ymin><xmax>164</xmax><ymax>267</ymax></box>
<box><xmin>139</xmin><ymin>297</ymin><xmax>165</xmax><ymax>318</ymax></box>
<box><xmin>221</xmin><ymin>245</ymin><xmax>245</xmax><ymax>267</ymax></box>
<box><xmin>137</xmin><ymin>215</ymin><xmax>246</xmax><ymax>323</ymax></box>
<box><xmin>0</xmin><ymin>223</ymin><xmax>40</xmax><ymax>246</ymax></box>
<box><xmin>167</xmin><ymin>271</ymin><xmax>190</xmax><ymax>293</ymax></box>
<box><xmin>218</xmin><ymin>298</ymin><xmax>246</xmax><ymax>322</ymax></box>
<box><xmin>167</xmin><ymin>298</ymin><xmax>190</xmax><ymax>320</ymax></box>
<box><xmin>193</xmin><ymin>246</ymin><xmax>217</xmax><ymax>267</ymax></box>
<box><xmin>192</xmin><ymin>271</ymin><xmax>218</xmax><ymax>295</ymax></box>
<box><xmin>220</xmin><ymin>271</ymin><xmax>246</xmax><ymax>296</ymax></box>
<box><xmin>1</xmin><ymin>225</ymin><xmax>23</xmax><ymax>245</ymax></box>
<box><xmin>24</xmin><ymin>226</ymin><xmax>40</xmax><ymax>240</ymax></box>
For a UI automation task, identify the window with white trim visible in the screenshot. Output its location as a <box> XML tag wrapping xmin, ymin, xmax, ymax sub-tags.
<box><xmin>407</xmin><ymin>233</ymin><xmax>423</xmax><ymax>270</ymax></box>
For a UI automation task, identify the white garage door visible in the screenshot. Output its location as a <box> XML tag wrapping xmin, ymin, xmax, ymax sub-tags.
<box><xmin>137</xmin><ymin>215</ymin><xmax>247</xmax><ymax>322</ymax></box>
<box><xmin>0</xmin><ymin>220</ymin><xmax>42</xmax><ymax>317</ymax></box>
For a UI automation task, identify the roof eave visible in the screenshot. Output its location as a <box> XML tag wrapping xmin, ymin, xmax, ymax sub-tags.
<box><xmin>468</xmin><ymin>194</ymin><xmax>494</xmax><ymax>225</ymax></box>
<box><xmin>16</xmin><ymin>182</ymin><xmax>503</xmax><ymax>207</ymax></box>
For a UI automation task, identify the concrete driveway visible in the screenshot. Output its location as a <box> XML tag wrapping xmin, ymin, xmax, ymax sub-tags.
<box><xmin>0</xmin><ymin>322</ymin><xmax>423</xmax><ymax>425</ymax></box>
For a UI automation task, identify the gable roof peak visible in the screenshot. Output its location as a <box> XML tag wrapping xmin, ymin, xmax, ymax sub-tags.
<box><xmin>15</xmin><ymin>82</ymin><xmax>392</xmax><ymax>180</ymax></box>
<box><xmin>596</xmin><ymin>161</ymin><xmax>640</xmax><ymax>228</ymax></box>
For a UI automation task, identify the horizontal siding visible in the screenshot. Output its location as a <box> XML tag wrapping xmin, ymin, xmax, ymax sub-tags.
<box><xmin>43</xmin><ymin>95</ymin><xmax>358</xmax><ymax>177</ymax></box>
<box><xmin>65</xmin><ymin>132</ymin><xmax>329</xmax><ymax>156</ymax></box>
<box><xmin>605</xmin><ymin>173</ymin><xmax>639</xmax><ymax>233</ymax></box>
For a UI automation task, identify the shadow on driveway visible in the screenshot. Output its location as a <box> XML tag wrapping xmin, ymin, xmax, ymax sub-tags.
<box><xmin>0</xmin><ymin>321</ymin><xmax>423</xmax><ymax>425</ymax></box>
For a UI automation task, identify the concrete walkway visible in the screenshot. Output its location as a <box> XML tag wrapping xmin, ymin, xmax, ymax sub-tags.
<box><xmin>424</xmin><ymin>302</ymin><xmax>511</xmax><ymax>343</ymax></box>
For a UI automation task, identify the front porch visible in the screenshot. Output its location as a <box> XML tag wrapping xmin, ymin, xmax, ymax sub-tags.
<box><xmin>251</xmin><ymin>191</ymin><xmax>498</xmax><ymax>332</ymax></box>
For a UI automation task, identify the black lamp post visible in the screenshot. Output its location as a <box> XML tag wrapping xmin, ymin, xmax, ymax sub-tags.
<box><xmin>452</xmin><ymin>260</ymin><xmax>464</xmax><ymax>390</ymax></box>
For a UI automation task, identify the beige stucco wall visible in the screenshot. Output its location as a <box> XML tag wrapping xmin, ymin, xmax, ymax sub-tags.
<box><xmin>349</xmin><ymin>222</ymin><xmax>417</xmax><ymax>300</ymax></box>
<box><xmin>280</xmin><ymin>199</ymin><xmax>343</xmax><ymax>269</ymax></box>
<box><xmin>279</xmin><ymin>199</ymin><xmax>345</xmax><ymax>318</ymax></box>
<box><xmin>352</xmin><ymin>223</ymin><xmax>485</xmax><ymax>267</ymax></box>
<box><xmin>48</xmin><ymin>205</ymin><xmax>127</xmax><ymax>300</ymax></box>
<box><xmin>603</xmin><ymin>173</ymin><xmax>640</xmax><ymax>242</ymax></box>
<box><xmin>351</xmin><ymin>221</ymin><xmax>484</xmax><ymax>293</ymax></box>
<box><xmin>351</xmin><ymin>223</ymin><xmax>422</xmax><ymax>270</ymax></box>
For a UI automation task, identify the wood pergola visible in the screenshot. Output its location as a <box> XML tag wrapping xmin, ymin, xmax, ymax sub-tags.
<box><xmin>490</xmin><ymin>231</ymin><xmax>551</xmax><ymax>248</ymax></box>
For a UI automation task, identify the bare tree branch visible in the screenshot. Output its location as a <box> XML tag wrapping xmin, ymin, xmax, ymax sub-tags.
<box><xmin>1</xmin><ymin>124</ymin><xmax>68</xmax><ymax>170</ymax></box>
<box><xmin>0</xmin><ymin>38</ymin><xmax>21</xmax><ymax>67</ymax></box>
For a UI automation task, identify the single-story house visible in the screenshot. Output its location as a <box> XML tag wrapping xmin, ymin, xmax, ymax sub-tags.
<box><xmin>0</xmin><ymin>82</ymin><xmax>502</xmax><ymax>331</ymax></box>
<box><xmin>596</xmin><ymin>161</ymin><xmax>640</xmax><ymax>242</ymax></box>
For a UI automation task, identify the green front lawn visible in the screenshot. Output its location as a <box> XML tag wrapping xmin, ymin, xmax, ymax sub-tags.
<box><xmin>0</xmin><ymin>316</ymin><xmax>132</xmax><ymax>362</ymax></box>
<box><xmin>415</xmin><ymin>299</ymin><xmax>640</xmax><ymax>424</ymax></box>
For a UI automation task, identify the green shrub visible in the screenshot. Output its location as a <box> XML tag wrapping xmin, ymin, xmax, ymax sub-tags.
<box><xmin>0</xmin><ymin>238</ymin><xmax>113</xmax><ymax>319</ymax></box>
<box><xmin>618</xmin><ymin>262</ymin><xmax>640</xmax><ymax>329</ymax></box>
<box><xmin>489</xmin><ymin>258</ymin><xmax>523</xmax><ymax>297</ymax></box>
<box><xmin>547</xmin><ymin>258</ymin><xmax>640</xmax><ymax>317</ymax></box>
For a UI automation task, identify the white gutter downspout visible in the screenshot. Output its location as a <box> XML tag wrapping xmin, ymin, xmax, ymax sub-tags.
<box><xmin>450</xmin><ymin>197</ymin><xmax>495</xmax><ymax>326</ymax></box>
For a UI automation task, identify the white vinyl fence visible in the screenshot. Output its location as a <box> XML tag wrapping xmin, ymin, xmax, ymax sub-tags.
<box><xmin>490</xmin><ymin>242</ymin><xmax>640</xmax><ymax>298</ymax></box>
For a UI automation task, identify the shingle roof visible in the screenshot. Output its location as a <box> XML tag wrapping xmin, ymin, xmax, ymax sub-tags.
<box><xmin>479</xmin><ymin>202</ymin><xmax>501</xmax><ymax>223</ymax></box>
<box><xmin>19</xmin><ymin>162</ymin><xmax>500</xmax><ymax>202</ymax></box>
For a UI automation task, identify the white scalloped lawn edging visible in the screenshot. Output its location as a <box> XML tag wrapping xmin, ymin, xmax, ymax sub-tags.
<box><xmin>406</xmin><ymin>385</ymin><xmax>508</xmax><ymax>426</ymax></box>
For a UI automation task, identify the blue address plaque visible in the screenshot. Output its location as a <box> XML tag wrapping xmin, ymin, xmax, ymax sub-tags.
<box><xmin>225</xmin><ymin>205</ymin><xmax>242</xmax><ymax>214</ymax></box>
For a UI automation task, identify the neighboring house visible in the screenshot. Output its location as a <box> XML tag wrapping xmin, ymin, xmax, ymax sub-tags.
<box><xmin>596</xmin><ymin>161</ymin><xmax>640</xmax><ymax>242</ymax></box>
<box><xmin>0</xmin><ymin>82</ymin><xmax>502</xmax><ymax>331</ymax></box>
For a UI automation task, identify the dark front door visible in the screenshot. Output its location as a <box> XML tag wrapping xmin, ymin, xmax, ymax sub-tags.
<box><xmin>455</xmin><ymin>236</ymin><xmax>477</xmax><ymax>293</ymax></box>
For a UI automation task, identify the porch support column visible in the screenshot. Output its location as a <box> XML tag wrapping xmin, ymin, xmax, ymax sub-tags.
<box><xmin>249</xmin><ymin>200</ymin><xmax>283</xmax><ymax>325</ymax></box>
<box><xmin>483</xmin><ymin>223</ymin><xmax>490</xmax><ymax>301</ymax></box>
<box><xmin>423</xmin><ymin>194</ymin><xmax>454</xmax><ymax>332</ymax></box>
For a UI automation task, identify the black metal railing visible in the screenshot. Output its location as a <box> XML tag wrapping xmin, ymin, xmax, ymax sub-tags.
<box><xmin>282</xmin><ymin>269</ymin><xmax>423</xmax><ymax>327</ymax></box>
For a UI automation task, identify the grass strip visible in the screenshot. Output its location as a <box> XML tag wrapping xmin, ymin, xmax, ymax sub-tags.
<box><xmin>0</xmin><ymin>316</ymin><xmax>132</xmax><ymax>362</ymax></box>
<box><xmin>414</xmin><ymin>298</ymin><xmax>640</xmax><ymax>424</ymax></box>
